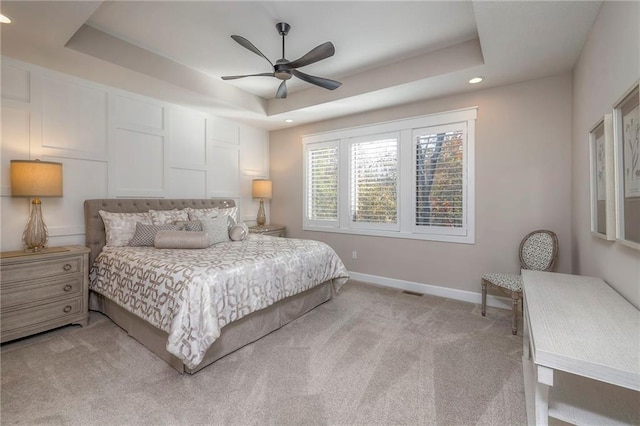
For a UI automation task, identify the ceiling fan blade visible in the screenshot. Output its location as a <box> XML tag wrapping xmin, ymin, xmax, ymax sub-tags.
<box><xmin>231</xmin><ymin>35</ymin><xmax>274</xmax><ymax>67</ymax></box>
<box><xmin>292</xmin><ymin>70</ymin><xmax>342</xmax><ymax>90</ymax></box>
<box><xmin>276</xmin><ymin>80</ymin><xmax>287</xmax><ymax>99</ymax></box>
<box><xmin>287</xmin><ymin>42</ymin><xmax>335</xmax><ymax>69</ymax></box>
<box><xmin>221</xmin><ymin>72</ymin><xmax>275</xmax><ymax>80</ymax></box>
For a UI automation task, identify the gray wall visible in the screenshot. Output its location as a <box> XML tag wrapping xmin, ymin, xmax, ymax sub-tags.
<box><xmin>270</xmin><ymin>73</ymin><xmax>573</xmax><ymax>295</ymax></box>
<box><xmin>572</xmin><ymin>1</ymin><xmax>640</xmax><ymax>307</ymax></box>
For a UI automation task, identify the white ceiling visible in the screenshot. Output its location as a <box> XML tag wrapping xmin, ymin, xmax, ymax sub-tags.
<box><xmin>0</xmin><ymin>1</ymin><xmax>602</xmax><ymax>130</ymax></box>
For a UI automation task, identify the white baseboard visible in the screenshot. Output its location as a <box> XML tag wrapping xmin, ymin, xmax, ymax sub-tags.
<box><xmin>347</xmin><ymin>271</ymin><xmax>511</xmax><ymax>310</ymax></box>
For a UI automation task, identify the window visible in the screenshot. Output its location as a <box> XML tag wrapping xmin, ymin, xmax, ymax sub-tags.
<box><xmin>304</xmin><ymin>141</ymin><xmax>339</xmax><ymax>227</ymax></box>
<box><xmin>303</xmin><ymin>107</ymin><xmax>476</xmax><ymax>243</ymax></box>
<box><xmin>349</xmin><ymin>133</ymin><xmax>399</xmax><ymax>230</ymax></box>
<box><xmin>413</xmin><ymin>123</ymin><xmax>468</xmax><ymax>237</ymax></box>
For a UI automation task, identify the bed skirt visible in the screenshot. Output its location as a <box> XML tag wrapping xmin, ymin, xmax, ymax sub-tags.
<box><xmin>89</xmin><ymin>280</ymin><xmax>335</xmax><ymax>374</ymax></box>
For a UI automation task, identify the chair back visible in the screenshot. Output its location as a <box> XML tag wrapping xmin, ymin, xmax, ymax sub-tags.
<box><xmin>519</xmin><ymin>230</ymin><xmax>558</xmax><ymax>271</ymax></box>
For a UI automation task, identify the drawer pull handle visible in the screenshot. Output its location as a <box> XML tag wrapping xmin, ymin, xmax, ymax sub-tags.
<box><xmin>63</xmin><ymin>284</ymin><xmax>73</xmax><ymax>292</ymax></box>
<box><xmin>63</xmin><ymin>305</ymin><xmax>72</xmax><ymax>313</ymax></box>
<box><xmin>63</xmin><ymin>264</ymin><xmax>72</xmax><ymax>271</ymax></box>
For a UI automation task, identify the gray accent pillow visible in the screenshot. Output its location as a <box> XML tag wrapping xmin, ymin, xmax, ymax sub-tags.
<box><xmin>201</xmin><ymin>216</ymin><xmax>230</xmax><ymax>246</ymax></box>
<box><xmin>154</xmin><ymin>230</ymin><xmax>209</xmax><ymax>249</ymax></box>
<box><xmin>130</xmin><ymin>223</ymin><xmax>183</xmax><ymax>247</ymax></box>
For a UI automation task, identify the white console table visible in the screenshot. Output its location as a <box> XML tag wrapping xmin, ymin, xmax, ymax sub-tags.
<box><xmin>522</xmin><ymin>270</ymin><xmax>640</xmax><ymax>425</ymax></box>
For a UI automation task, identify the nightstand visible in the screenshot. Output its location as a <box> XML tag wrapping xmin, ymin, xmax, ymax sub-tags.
<box><xmin>249</xmin><ymin>224</ymin><xmax>286</xmax><ymax>237</ymax></box>
<box><xmin>0</xmin><ymin>245</ymin><xmax>90</xmax><ymax>343</ymax></box>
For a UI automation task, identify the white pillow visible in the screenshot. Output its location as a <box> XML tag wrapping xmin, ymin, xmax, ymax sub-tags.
<box><xmin>186</xmin><ymin>207</ymin><xmax>217</xmax><ymax>221</ymax></box>
<box><xmin>201</xmin><ymin>216</ymin><xmax>230</xmax><ymax>246</ymax></box>
<box><xmin>219</xmin><ymin>206</ymin><xmax>238</xmax><ymax>223</ymax></box>
<box><xmin>99</xmin><ymin>211</ymin><xmax>151</xmax><ymax>247</ymax></box>
<box><xmin>149</xmin><ymin>209</ymin><xmax>189</xmax><ymax>225</ymax></box>
<box><xmin>187</xmin><ymin>206</ymin><xmax>238</xmax><ymax>223</ymax></box>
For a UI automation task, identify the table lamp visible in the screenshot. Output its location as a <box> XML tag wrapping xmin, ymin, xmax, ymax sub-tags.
<box><xmin>252</xmin><ymin>179</ymin><xmax>272</xmax><ymax>227</ymax></box>
<box><xmin>11</xmin><ymin>159</ymin><xmax>63</xmax><ymax>251</ymax></box>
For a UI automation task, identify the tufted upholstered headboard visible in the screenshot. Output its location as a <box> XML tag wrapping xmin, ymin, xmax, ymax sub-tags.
<box><xmin>84</xmin><ymin>198</ymin><xmax>235</xmax><ymax>266</ymax></box>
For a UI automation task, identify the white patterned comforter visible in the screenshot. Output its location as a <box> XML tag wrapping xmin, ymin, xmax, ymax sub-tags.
<box><xmin>89</xmin><ymin>235</ymin><xmax>349</xmax><ymax>369</ymax></box>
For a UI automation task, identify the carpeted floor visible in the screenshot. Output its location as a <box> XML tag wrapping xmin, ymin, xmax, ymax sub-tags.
<box><xmin>1</xmin><ymin>281</ymin><xmax>526</xmax><ymax>425</ymax></box>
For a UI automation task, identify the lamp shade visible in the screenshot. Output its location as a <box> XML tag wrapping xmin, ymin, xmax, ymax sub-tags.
<box><xmin>11</xmin><ymin>160</ymin><xmax>63</xmax><ymax>197</ymax></box>
<box><xmin>252</xmin><ymin>179</ymin><xmax>272</xmax><ymax>199</ymax></box>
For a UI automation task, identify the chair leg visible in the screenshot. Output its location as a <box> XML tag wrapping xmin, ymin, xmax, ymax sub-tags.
<box><xmin>511</xmin><ymin>294</ymin><xmax>519</xmax><ymax>335</ymax></box>
<box><xmin>481</xmin><ymin>279</ymin><xmax>487</xmax><ymax>316</ymax></box>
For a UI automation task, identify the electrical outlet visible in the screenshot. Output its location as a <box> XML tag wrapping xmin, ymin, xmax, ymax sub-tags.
<box><xmin>352</xmin><ymin>251</ymin><xmax>357</xmax><ymax>259</ymax></box>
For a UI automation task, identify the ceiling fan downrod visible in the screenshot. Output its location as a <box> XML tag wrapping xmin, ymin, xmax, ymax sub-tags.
<box><xmin>274</xmin><ymin>22</ymin><xmax>292</xmax><ymax>81</ymax></box>
<box><xmin>277</xmin><ymin>22</ymin><xmax>290</xmax><ymax>58</ymax></box>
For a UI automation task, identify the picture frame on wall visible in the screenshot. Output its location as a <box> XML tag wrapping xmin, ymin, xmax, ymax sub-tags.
<box><xmin>613</xmin><ymin>82</ymin><xmax>640</xmax><ymax>250</ymax></box>
<box><xmin>589</xmin><ymin>114</ymin><xmax>615</xmax><ymax>240</ymax></box>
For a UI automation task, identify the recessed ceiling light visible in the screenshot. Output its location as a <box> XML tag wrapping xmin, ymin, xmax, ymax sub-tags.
<box><xmin>284</xmin><ymin>119</ymin><xmax>293</xmax><ymax>123</ymax></box>
<box><xmin>0</xmin><ymin>14</ymin><xmax>11</xmax><ymax>24</ymax></box>
<box><xmin>469</xmin><ymin>77</ymin><xmax>484</xmax><ymax>84</ymax></box>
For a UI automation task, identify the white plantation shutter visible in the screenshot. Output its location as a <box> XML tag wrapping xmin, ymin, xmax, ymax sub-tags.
<box><xmin>349</xmin><ymin>133</ymin><xmax>399</xmax><ymax>230</ymax></box>
<box><xmin>306</xmin><ymin>142</ymin><xmax>339</xmax><ymax>224</ymax></box>
<box><xmin>413</xmin><ymin>122</ymin><xmax>468</xmax><ymax>235</ymax></box>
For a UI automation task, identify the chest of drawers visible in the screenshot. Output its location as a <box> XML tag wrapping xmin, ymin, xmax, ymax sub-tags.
<box><xmin>0</xmin><ymin>245</ymin><xmax>90</xmax><ymax>343</ymax></box>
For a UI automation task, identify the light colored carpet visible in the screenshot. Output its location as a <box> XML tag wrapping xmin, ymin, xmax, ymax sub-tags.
<box><xmin>1</xmin><ymin>281</ymin><xmax>526</xmax><ymax>425</ymax></box>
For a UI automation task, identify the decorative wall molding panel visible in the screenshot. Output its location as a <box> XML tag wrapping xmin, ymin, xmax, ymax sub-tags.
<box><xmin>41</xmin><ymin>76</ymin><xmax>109</xmax><ymax>161</ymax></box>
<box><xmin>239</xmin><ymin>124</ymin><xmax>269</xmax><ymax>223</ymax></box>
<box><xmin>210</xmin><ymin>145</ymin><xmax>240</xmax><ymax>197</ymax></box>
<box><xmin>115</xmin><ymin>95</ymin><xmax>164</xmax><ymax>132</ymax></box>
<box><xmin>1</xmin><ymin>63</ymin><xmax>30</xmax><ymax>103</ymax></box>
<box><xmin>167</xmin><ymin>168</ymin><xmax>207</xmax><ymax>199</ymax></box>
<box><xmin>112</xmin><ymin>128</ymin><xmax>165</xmax><ymax>197</ymax></box>
<box><xmin>0</xmin><ymin>107</ymin><xmax>30</xmax><ymax>196</ymax></box>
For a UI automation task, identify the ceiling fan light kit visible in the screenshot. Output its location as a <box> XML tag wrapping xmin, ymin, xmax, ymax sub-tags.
<box><xmin>222</xmin><ymin>22</ymin><xmax>342</xmax><ymax>99</ymax></box>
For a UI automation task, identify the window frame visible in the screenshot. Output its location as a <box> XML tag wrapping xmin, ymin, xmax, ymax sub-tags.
<box><xmin>302</xmin><ymin>107</ymin><xmax>477</xmax><ymax>244</ymax></box>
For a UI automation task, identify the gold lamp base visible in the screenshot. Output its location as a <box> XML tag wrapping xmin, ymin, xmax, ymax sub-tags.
<box><xmin>23</xmin><ymin>197</ymin><xmax>49</xmax><ymax>252</ymax></box>
<box><xmin>256</xmin><ymin>198</ymin><xmax>266</xmax><ymax>226</ymax></box>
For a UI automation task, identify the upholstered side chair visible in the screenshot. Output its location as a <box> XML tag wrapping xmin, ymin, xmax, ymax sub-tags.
<box><xmin>481</xmin><ymin>230</ymin><xmax>559</xmax><ymax>335</ymax></box>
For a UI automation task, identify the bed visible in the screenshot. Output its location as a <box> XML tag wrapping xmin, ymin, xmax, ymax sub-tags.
<box><xmin>84</xmin><ymin>198</ymin><xmax>349</xmax><ymax>374</ymax></box>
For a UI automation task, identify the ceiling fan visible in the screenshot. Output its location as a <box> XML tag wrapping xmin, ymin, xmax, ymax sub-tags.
<box><xmin>222</xmin><ymin>22</ymin><xmax>342</xmax><ymax>99</ymax></box>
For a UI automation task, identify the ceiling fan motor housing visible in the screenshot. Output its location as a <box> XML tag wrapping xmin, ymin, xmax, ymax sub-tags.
<box><xmin>274</xmin><ymin>59</ymin><xmax>292</xmax><ymax>80</ymax></box>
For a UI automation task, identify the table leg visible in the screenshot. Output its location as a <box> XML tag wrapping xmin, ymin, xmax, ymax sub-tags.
<box><xmin>534</xmin><ymin>365</ymin><xmax>554</xmax><ymax>426</ymax></box>
<box><xmin>512</xmin><ymin>294</ymin><xmax>519</xmax><ymax>334</ymax></box>
<box><xmin>481</xmin><ymin>280</ymin><xmax>487</xmax><ymax>316</ymax></box>
<box><xmin>523</xmin><ymin>297</ymin><xmax>530</xmax><ymax>359</ymax></box>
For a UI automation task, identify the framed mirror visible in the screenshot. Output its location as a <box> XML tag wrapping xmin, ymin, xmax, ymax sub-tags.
<box><xmin>613</xmin><ymin>82</ymin><xmax>640</xmax><ymax>250</ymax></box>
<box><xmin>589</xmin><ymin>114</ymin><xmax>615</xmax><ymax>240</ymax></box>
